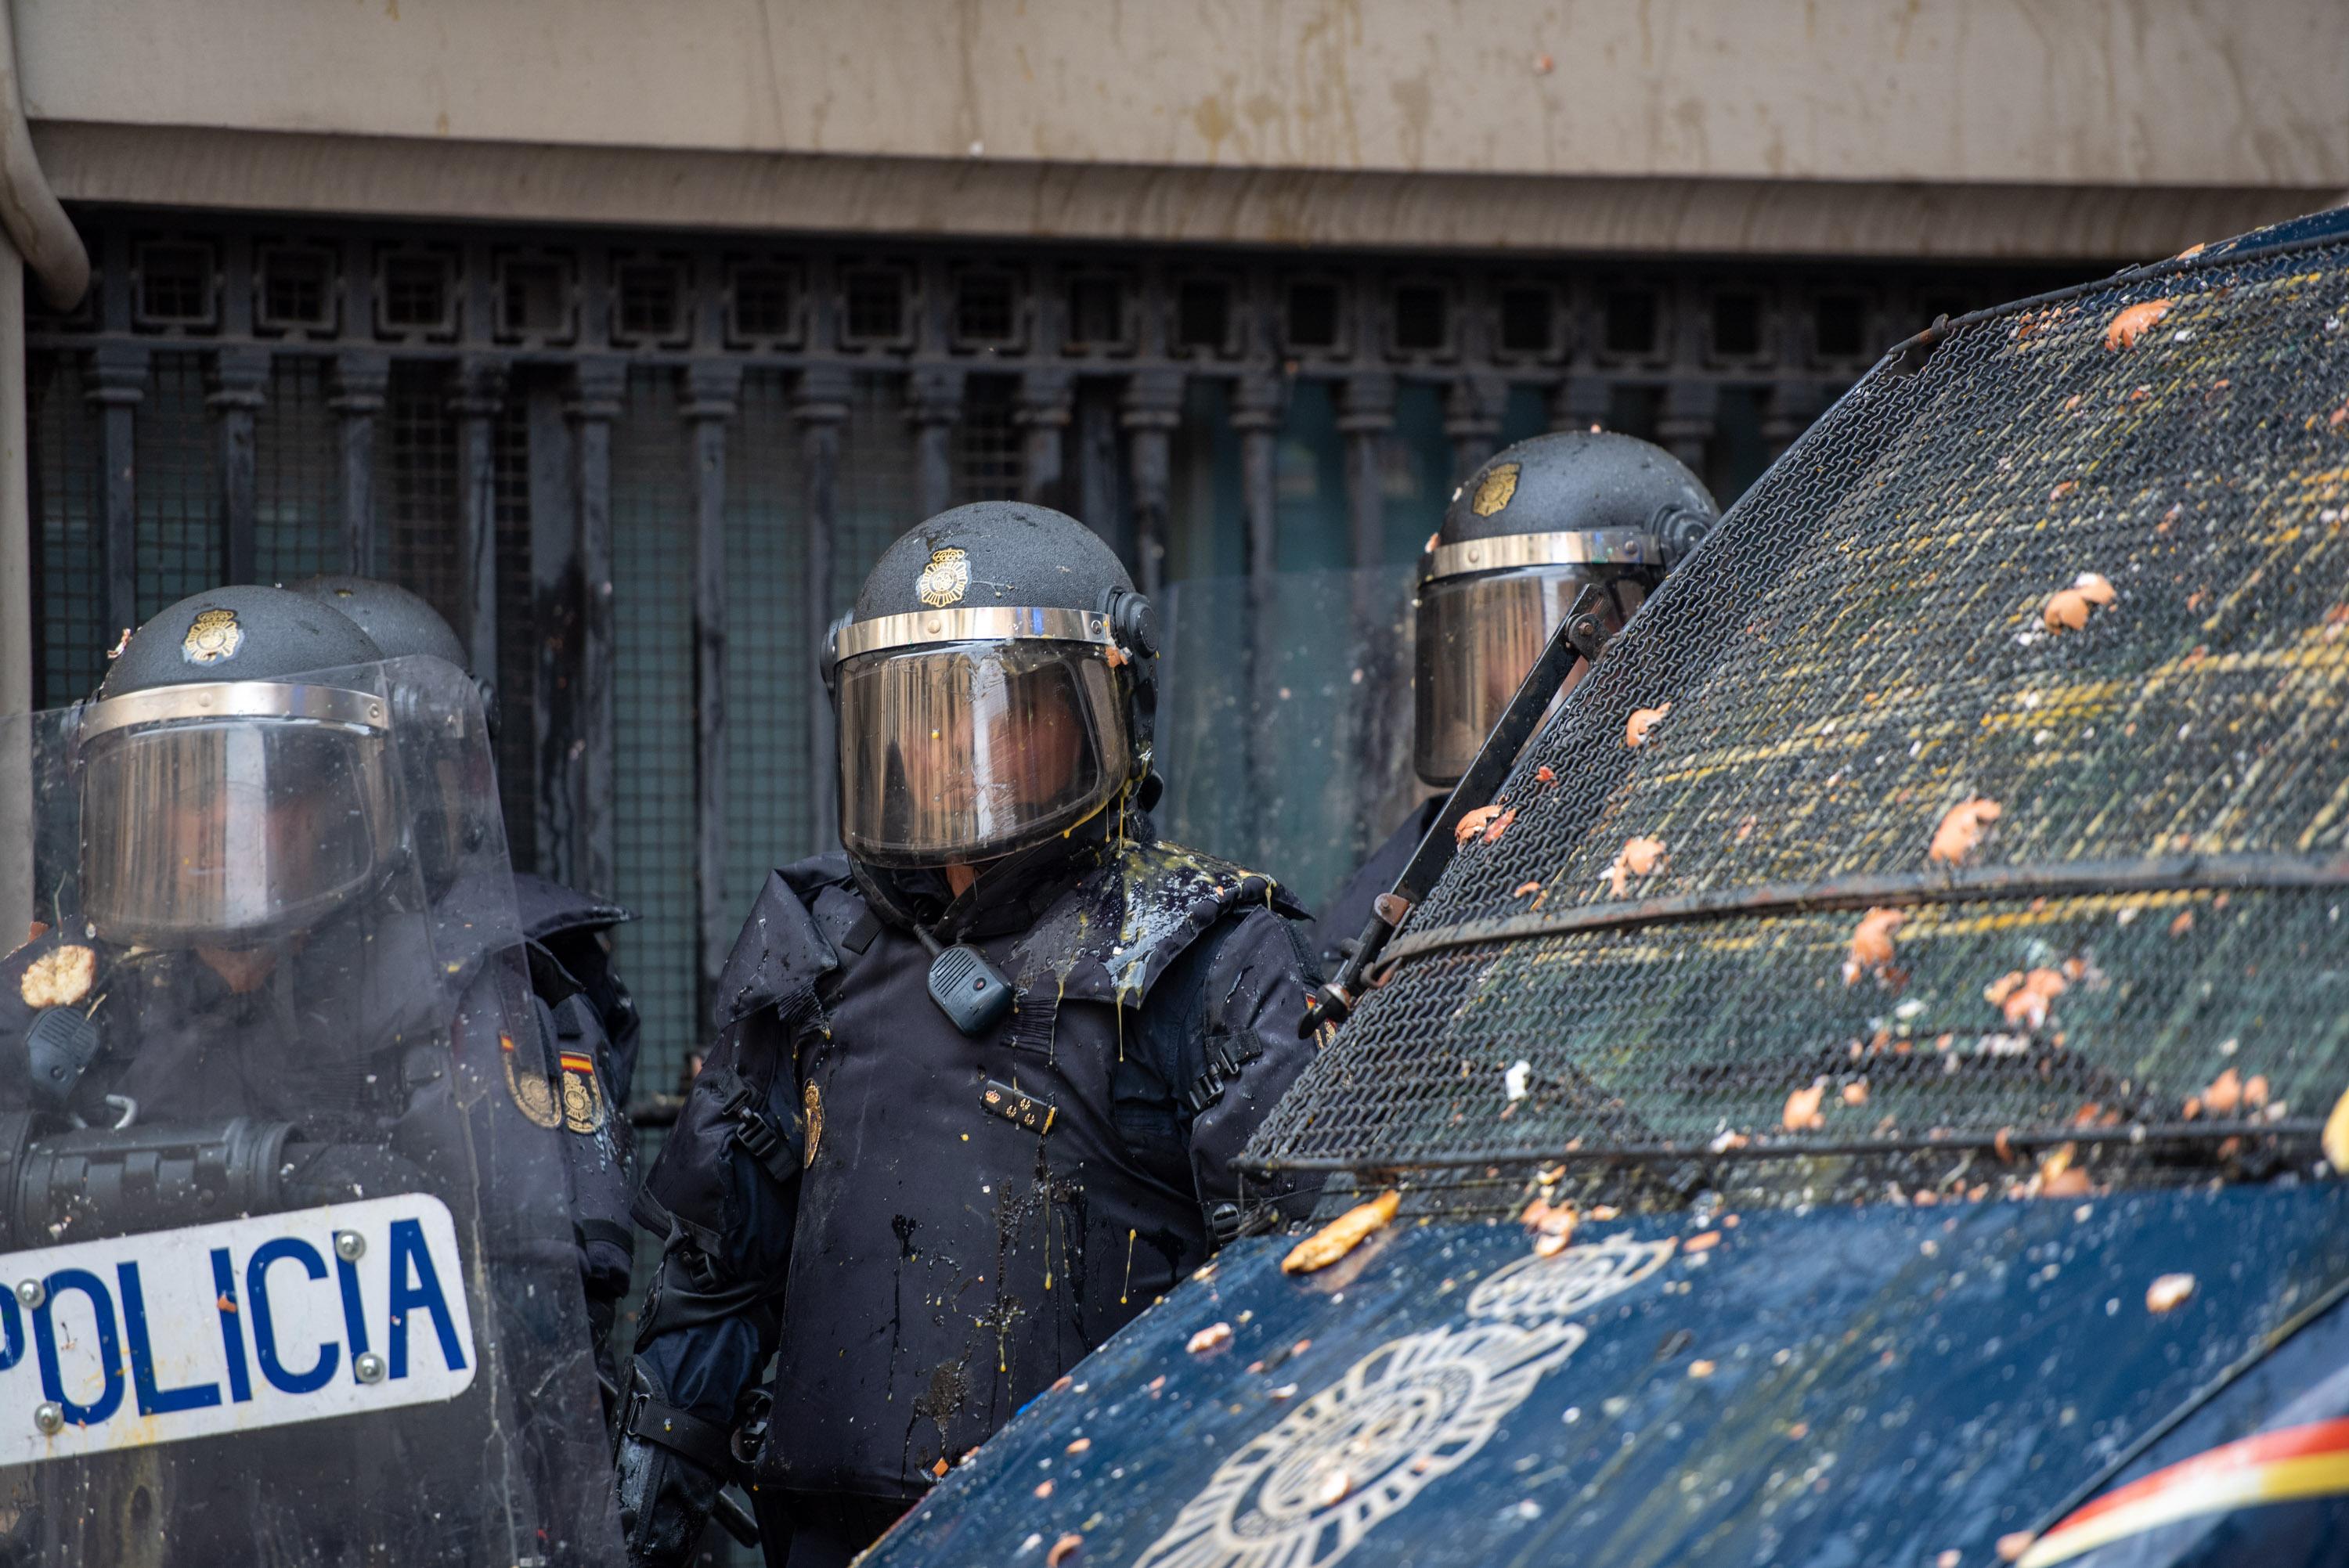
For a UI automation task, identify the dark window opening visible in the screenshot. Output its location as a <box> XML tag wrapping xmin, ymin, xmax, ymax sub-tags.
<box><xmin>1175</xmin><ymin>279</ymin><xmax>1232</xmax><ymax>352</ymax></box>
<box><xmin>954</xmin><ymin>271</ymin><xmax>1019</xmax><ymax>345</ymax></box>
<box><xmin>615</xmin><ymin>261</ymin><xmax>684</xmax><ymax>341</ymax></box>
<box><xmin>1066</xmin><ymin>274</ymin><xmax>1129</xmax><ymax>350</ymax></box>
<box><xmin>1284</xmin><ymin>281</ymin><xmax>1341</xmax><ymax>350</ymax></box>
<box><xmin>497</xmin><ymin>258</ymin><xmax>572</xmax><ymax>341</ymax></box>
<box><xmin>381</xmin><ymin>254</ymin><xmax>453</xmax><ymax>333</ymax></box>
<box><xmin>1498</xmin><ymin>287</ymin><xmax>1553</xmax><ymax>355</ymax></box>
<box><xmin>843</xmin><ymin>268</ymin><xmax>907</xmax><ymax>344</ymax></box>
<box><xmin>1814</xmin><ymin>293</ymin><xmax>1867</xmax><ymax>362</ymax></box>
<box><xmin>730</xmin><ymin>265</ymin><xmax>797</xmax><ymax>341</ymax></box>
<box><xmin>136</xmin><ymin>244</ymin><xmax>215</xmax><ymax>326</ymax></box>
<box><xmin>258</xmin><ymin>248</ymin><xmax>333</xmax><ymax>331</ymax></box>
<box><xmin>1391</xmin><ymin>284</ymin><xmax>1449</xmax><ymax>354</ymax></box>
<box><xmin>1603</xmin><ymin>289</ymin><xmax>1658</xmax><ymax>359</ymax></box>
<box><xmin>1711</xmin><ymin>292</ymin><xmax>1764</xmax><ymax>359</ymax></box>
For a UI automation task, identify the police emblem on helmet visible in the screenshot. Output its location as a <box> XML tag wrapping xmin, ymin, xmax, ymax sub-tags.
<box><xmin>179</xmin><ymin>607</ymin><xmax>244</xmax><ymax>665</ymax></box>
<box><xmin>1470</xmin><ymin>463</ymin><xmax>1519</xmax><ymax>518</ymax></box>
<box><xmin>916</xmin><ymin>547</ymin><xmax>972</xmax><ymax>607</ymax></box>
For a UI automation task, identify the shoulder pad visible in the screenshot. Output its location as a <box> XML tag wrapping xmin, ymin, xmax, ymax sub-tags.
<box><xmin>777</xmin><ymin>850</ymin><xmax>857</xmax><ymax>904</ymax></box>
<box><xmin>1009</xmin><ymin>840</ymin><xmax>1305</xmax><ymax>1007</ymax></box>
<box><xmin>511</xmin><ymin>872</ymin><xmax>633</xmax><ymax>943</ymax></box>
<box><xmin>712</xmin><ymin>862</ymin><xmax>850</xmax><ymax>1031</ymax></box>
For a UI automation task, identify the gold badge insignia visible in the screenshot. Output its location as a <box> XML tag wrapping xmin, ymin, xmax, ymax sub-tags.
<box><xmin>181</xmin><ymin>607</ymin><xmax>244</xmax><ymax>665</ymax></box>
<box><xmin>916</xmin><ymin>547</ymin><xmax>971</xmax><ymax>608</ymax></box>
<box><xmin>500</xmin><ymin>1033</ymin><xmax>563</xmax><ymax>1130</ymax></box>
<box><xmin>558</xmin><ymin>1049</ymin><xmax>607</xmax><ymax>1134</ymax></box>
<box><xmin>803</xmin><ymin>1081</ymin><xmax>823</xmax><ymax>1167</ymax></box>
<box><xmin>20</xmin><ymin>944</ymin><xmax>95</xmax><ymax>1009</ymax></box>
<box><xmin>1470</xmin><ymin>463</ymin><xmax>1520</xmax><ymax>519</ymax></box>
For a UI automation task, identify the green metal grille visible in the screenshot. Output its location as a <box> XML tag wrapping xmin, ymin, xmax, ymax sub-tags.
<box><xmin>610</xmin><ymin>367</ymin><xmax>698</xmax><ymax>1095</ymax></box>
<box><xmin>132</xmin><ymin>353</ymin><xmax>217</xmax><ymax>619</ymax></box>
<box><xmin>254</xmin><ymin>356</ymin><xmax>338</xmax><ymax>583</ymax></box>
<box><xmin>835</xmin><ymin>373</ymin><xmax>918</xmax><ymax>611</ymax></box>
<box><xmin>31</xmin><ymin>353</ymin><xmax>102</xmax><ymax>705</ymax></box>
<box><xmin>725</xmin><ymin>370</ymin><xmax>817</xmax><ymax>894</ymax></box>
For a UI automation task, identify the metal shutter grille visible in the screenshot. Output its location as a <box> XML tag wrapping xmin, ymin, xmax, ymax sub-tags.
<box><xmin>723</xmin><ymin>370</ymin><xmax>815</xmax><ymax>899</ymax></box>
<box><xmin>132</xmin><ymin>353</ymin><xmax>218</xmax><ymax>619</ymax></box>
<box><xmin>835</xmin><ymin>373</ymin><xmax>918</xmax><ymax>612</ymax></box>
<box><xmin>254</xmin><ymin>355</ymin><xmax>338</xmax><ymax>584</ymax></box>
<box><xmin>381</xmin><ymin>360</ymin><xmax>458</xmax><ymax>615</ymax></box>
<box><xmin>31</xmin><ymin>353</ymin><xmax>103</xmax><ymax>705</ymax></box>
<box><xmin>609</xmin><ymin>367</ymin><xmax>698</xmax><ymax>1094</ymax></box>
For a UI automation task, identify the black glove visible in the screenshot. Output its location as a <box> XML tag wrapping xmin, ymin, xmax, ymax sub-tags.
<box><xmin>613</xmin><ymin>1365</ymin><xmax>727</xmax><ymax>1567</ymax></box>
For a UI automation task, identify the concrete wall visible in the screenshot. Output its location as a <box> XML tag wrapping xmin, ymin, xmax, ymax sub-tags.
<box><xmin>18</xmin><ymin>0</ymin><xmax>2347</xmax><ymax>256</ymax></box>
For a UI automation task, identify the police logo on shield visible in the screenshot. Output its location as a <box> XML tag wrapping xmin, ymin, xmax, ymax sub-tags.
<box><xmin>1470</xmin><ymin>463</ymin><xmax>1519</xmax><ymax>518</ymax></box>
<box><xmin>916</xmin><ymin>546</ymin><xmax>972</xmax><ymax>607</ymax></box>
<box><xmin>180</xmin><ymin>607</ymin><xmax>244</xmax><ymax>665</ymax></box>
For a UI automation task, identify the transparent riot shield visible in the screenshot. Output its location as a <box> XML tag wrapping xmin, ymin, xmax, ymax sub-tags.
<box><xmin>0</xmin><ymin>657</ymin><xmax>621</xmax><ymax>1567</ymax></box>
<box><xmin>1158</xmin><ymin>565</ymin><xmax>1429</xmax><ymax>914</ymax></box>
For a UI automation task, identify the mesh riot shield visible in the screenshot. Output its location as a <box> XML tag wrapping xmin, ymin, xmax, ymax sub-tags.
<box><xmin>0</xmin><ymin>657</ymin><xmax>620</xmax><ymax>1566</ymax></box>
<box><xmin>1159</xmin><ymin>565</ymin><xmax>1431</xmax><ymax>914</ymax></box>
<box><xmin>1249</xmin><ymin>211</ymin><xmax>2349</xmax><ymax>1179</ymax></box>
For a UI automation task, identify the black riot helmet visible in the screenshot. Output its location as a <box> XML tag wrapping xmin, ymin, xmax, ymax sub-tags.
<box><xmin>282</xmin><ymin>575</ymin><xmax>496</xmax><ymax>737</ymax></box>
<box><xmin>825</xmin><ymin>503</ymin><xmax>1158</xmax><ymax>870</ymax></box>
<box><xmin>1413</xmin><ymin>431</ymin><xmax>1717</xmax><ymax>786</ymax></box>
<box><xmin>77</xmin><ymin>585</ymin><xmax>399</xmax><ymax>950</ymax></box>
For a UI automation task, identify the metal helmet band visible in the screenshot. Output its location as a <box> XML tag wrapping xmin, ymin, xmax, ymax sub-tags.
<box><xmin>1420</xmin><ymin>528</ymin><xmax>1662</xmax><ymax>586</ymax></box>
<box><xmin>826</xmin><ymin>606</ymin><xmax>1117</xmax><ymax>668</ymax></box>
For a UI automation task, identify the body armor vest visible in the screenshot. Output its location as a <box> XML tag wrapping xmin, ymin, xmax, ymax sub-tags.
<box><xmin>735</xmin><ymin>841</ymin><xmax>1299</xmax><ymax>1501</ymax></box>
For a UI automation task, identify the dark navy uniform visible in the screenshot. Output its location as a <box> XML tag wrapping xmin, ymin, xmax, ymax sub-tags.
<box><xmin>617</xmin><ymin>502</ymin><xmax>1321</xmax><ymax>1568</ymax></box>
<box><xmin>287</xmin><ymin>575</ymin><xmax>644</xmax><ymax>1403</ymax></box>
<box><xmin>512</xmin><ymin>871</ymin><xmax>640</xmax><ymax>1389</ymax></box>
<box><xmin>631</xmin><ymin>830</ymin><xmax>1315</xmax><ymax>1558</ymax></box>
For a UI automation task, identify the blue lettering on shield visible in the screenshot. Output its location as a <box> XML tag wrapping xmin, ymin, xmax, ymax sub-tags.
<box><xmin>247</xmin><ymin>1238</ymin><xmax>339</xmax><ymax>1396</ymax></box>
<box><xmin>209</xmin><ymin>1246</ymin><xmax>252</xmax><ymax>1404</ymax></box>
<box><xmin>386</xmin><ymin>1217</ymin><xmax>464</xmax><ymax>1379</ymax></box>
<box><xmin>117</xmin><ymin>1262</ymin><xmax>221</xmax><ymax>1417</ymax></box>
<box><xmin>31</xmin><ymin>1269</ymin><xmax>124</xmax><ymax>1426</ymax></box>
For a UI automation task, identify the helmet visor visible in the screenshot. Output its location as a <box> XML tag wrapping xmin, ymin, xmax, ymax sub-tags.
<box><xmin>836</xmin><ymin>640</ymin><xmax>1131</xmax><ymax>867</ymax></box>
<box><xmin>1413</xmin><ymin>568</ymin><xmax>1647</xmax><ymax>786</ymax></box>
<box><xmin>78</xmin><ymin>707</ymin><xmax>398</xmax><ymax>949</ymax></box>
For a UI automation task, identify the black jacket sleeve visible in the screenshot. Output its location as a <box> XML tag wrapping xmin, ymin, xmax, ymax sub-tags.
<box><xmin>633</xmin><ymin>1004</ymin><xmax>806</xmax><ymax>1426</ymax></box>
<box><xmin>1141</xmin><ymin>903</ymin><xmax>1320</xmax><ymax>1217</ymax></box>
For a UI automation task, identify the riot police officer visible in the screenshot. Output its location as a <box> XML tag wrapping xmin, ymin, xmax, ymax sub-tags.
<box><xmin>619</xmin><ymin>504</ymin><xmax>1320</xmax><ymax>1567</ymax></box>
<box><xmin>286</xmin><ymin>573</ymin><xmax>641</xmax><ymax>1388</ymax></box>
<box><xmin>1311</xmin><ymin>431</ymin><xmax>1719</xmax><ymax>968</ymax></box>
<box><xmin>0</xmin><ymin>585</ymin><xmax>615</xmax><ymax>1561</ymax></box>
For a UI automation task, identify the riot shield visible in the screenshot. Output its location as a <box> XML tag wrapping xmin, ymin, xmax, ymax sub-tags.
<box><xmin>1158</xmin><ymin>565</ymin><xmax>1428</xmax><ymax>914</ymax></box>
<box><xmin>0</xmin><ymin>657</ymin><xmax>621</xmax><ymax>1566</ymax></box>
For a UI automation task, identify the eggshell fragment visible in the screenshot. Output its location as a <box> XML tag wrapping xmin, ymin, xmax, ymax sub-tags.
<box><xmin>1281</xmin><ymin>1191</ymin><xmax>1401</xmax><ymax>1274</ymax></box>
